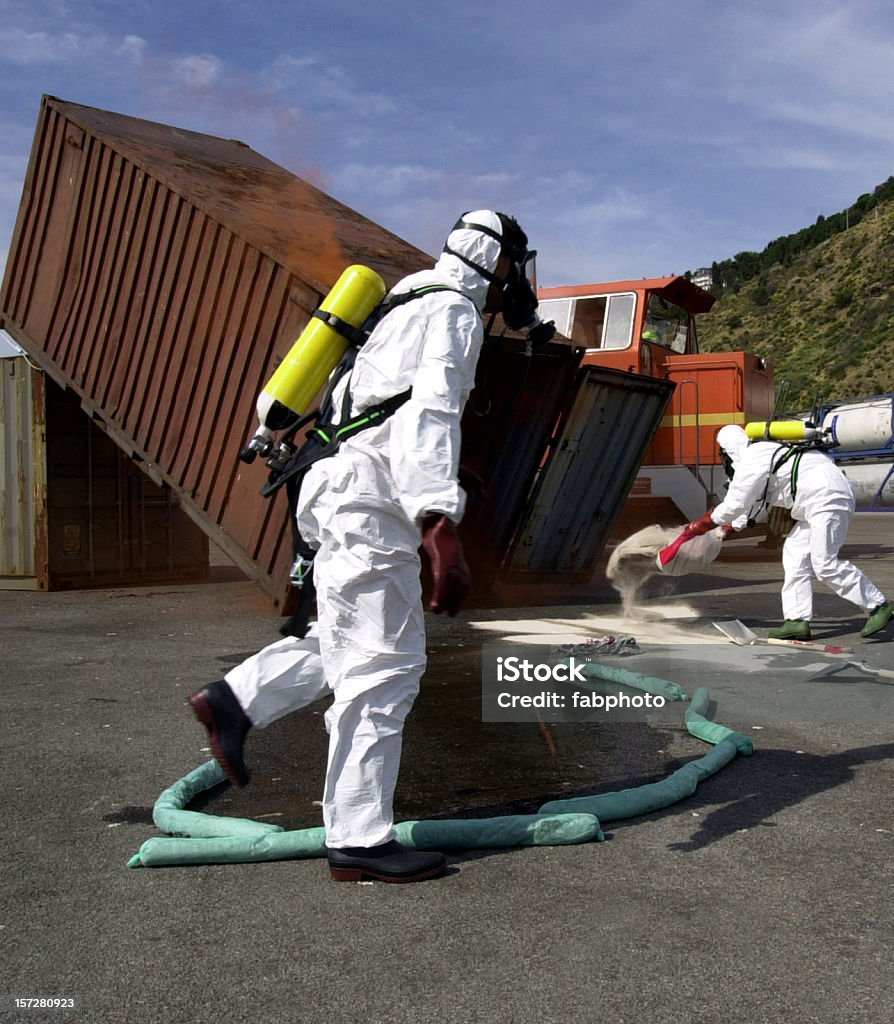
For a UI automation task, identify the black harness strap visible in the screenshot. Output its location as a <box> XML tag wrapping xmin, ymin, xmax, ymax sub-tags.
<box><xmin>260</xmin><ymin>389</ymin><xmax>413</xmax><ymax>499</ymax></box>
<box><xmin>271</xmin><ymin>283</ymin><xmax>470</xmax><ymax>637</ymax></box>
<box><xmin>311</xmin><ymin>308</ymin><xmax>367</xmax><ymax>347</ymax></box>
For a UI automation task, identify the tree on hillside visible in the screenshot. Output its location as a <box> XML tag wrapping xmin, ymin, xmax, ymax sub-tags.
<box><xmin>692</xmin><ymin>175</ymin><xmax>894</xmax><ymax>292</ymax></box>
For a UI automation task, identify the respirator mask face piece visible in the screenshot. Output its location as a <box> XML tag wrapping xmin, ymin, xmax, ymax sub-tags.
<box><xmin>501</xmin><ymin>250</ymin><xmax>538</xmax><ymax>331</ymax></box>
<box><xmin>720</xmin><ymin>448</ymin><xmax>735</xmax><ymax>482</ymax></box>
<box><xmin>494</xmin><ymin>216</ymin><xmax>555</xmax><ymax>346</ymax></box>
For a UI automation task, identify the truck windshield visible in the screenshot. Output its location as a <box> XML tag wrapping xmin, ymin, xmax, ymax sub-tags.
<box><xmin>644</xmin><ymin>294</ymin><xmax>690</xmax><ymax>353</ymax></box>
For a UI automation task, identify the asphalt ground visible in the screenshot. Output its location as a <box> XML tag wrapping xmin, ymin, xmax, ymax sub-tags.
<box><xmin>2</xmin><ymin>513</ymin><xmax>892</xmax><ymax>1024</ymax></box>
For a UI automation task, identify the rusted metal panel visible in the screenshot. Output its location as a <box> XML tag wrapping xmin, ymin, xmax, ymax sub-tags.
<box><xmin>456</xmin><ymin>339</ymin><xmax>583</xmax><ymax>595</ymax></box>
<box><xmin>0</xmin><ymin>357</ymin><xmax>46</xmax><ymax>586</ymax></box>
<box><xmin>0</xmin><ymin>96</ymin><xmax>427</xmax><ymax>603</ymax></box>
<box><xmin>508</xmin><ymin>365</ymin><xmax>675</xmax><ymax>576</ymax></box>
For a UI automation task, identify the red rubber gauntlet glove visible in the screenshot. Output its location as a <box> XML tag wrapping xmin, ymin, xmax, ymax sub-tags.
<box><xmin>679</xmin><ymin>509</ymin><xmax>716</xmax><ymax>541</ymax></box>
<box><xmin>421</xmin><ymin>513</ymin><xmax>471</xmax><ymax>616</ymax></box>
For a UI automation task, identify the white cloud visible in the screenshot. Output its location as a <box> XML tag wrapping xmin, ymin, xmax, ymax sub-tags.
<box><xmin>0</xmin><ymin>28</ymin><xmax>88</xmax><ymax>64</ymax></box>
<box><xmin>707</xmin><ymin>6</ymin><xmax>894</xmax><ymax>144</ymax></box>
<box><xmin>337</xmin><ymin>162</ymin><xmax>446</xmax><ymax>199</ymax></box>
<box><xmin>265</xmin><ymin>54</ymin><xmax>397</xmax><ymax>120</ymax></box>
<box><xmin>172</xmin><ymin>54</ymin><xmax>222</xmax><ymax>91</ymax></box>
<box><xmin>121</xmin><ymin>34</ymin><xmax>145</xmax><ymax>61</ymax></box>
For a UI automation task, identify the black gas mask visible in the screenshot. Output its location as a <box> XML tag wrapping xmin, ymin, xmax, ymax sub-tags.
<box><xmin>501</xmin><ymin>248</ymin><xmax>556</xmax><ymax>347</ymax></box>
<box><xmin>720</xmin><ymin>448</ymin><xmax>735</xmax><ymax>482</ymax></box>
<box><xmin>445</xmin><ymin>213</ymin><xmax>556</xmax><ymax>347</ymax></box>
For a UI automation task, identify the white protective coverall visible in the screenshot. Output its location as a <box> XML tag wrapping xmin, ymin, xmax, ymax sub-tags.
<box><xmin>711</xmin><ymin>433</ymin><xmax>886</xmax><ymax>621</ymax></box>
<box><xmin>225</xmin><ymin>214</ymin><xmax>501</xmax><ymax>848</ymax></box>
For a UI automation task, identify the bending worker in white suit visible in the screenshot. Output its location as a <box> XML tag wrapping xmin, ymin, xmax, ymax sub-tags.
<box><xmin>681</xmin><ymin>424</ymin><xmax>892</xmax><ymax>641</ymax></box>
<box><xmin>188</xmin><ymin>211</ymin><xmax>551</xmax><ymax>883</ymax></box>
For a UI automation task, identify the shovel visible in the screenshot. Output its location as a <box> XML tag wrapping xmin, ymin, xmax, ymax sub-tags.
<box><xmin>713</xmin><ymin>619</ymin><xmax>852</xmax><ymax>655</ymax></box>
<box><xmin>808</xmin><ymin>660</ymin><xmax>894</xmax><ymax>682</ymax></box>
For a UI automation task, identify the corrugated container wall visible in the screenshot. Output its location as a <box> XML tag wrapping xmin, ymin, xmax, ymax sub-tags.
<box><xmin>0</xmin><ymin>97</ymin><xmax>430</xmax><ymax>604</ymax></box>
<box><xmin>43</xmin><ymin>375</ymin><xmax>209</xmax><ymax>589</ymax></box>
<box><xmin>509</xmin><ymin>365</ymin><xmax>674</xmax><ymax>576</ymax></box>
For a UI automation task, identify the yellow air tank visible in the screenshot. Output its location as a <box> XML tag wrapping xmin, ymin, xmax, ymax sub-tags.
<box><xmin>745</xmin><ymin>420</ymin><xmax>819</xmax><ymax>442</ymax></box>
<box><xmin>256</xmin><ymin>264</ymin><xmax>386</xmax><ymax>433</ymax></box>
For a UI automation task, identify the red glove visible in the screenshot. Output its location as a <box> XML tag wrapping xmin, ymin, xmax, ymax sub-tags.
<box><xmin>421</xmin><ymin>513</ymin><xmax>471</xmax><ymax>616</ymax></box>
<box><xmin>679</xmin><ymin>509</ymin><xmax>717</xmax><ymax>541</ymax></box>
<box><xmin>658</xmin><ymin>510</ymin><xmax>721</xmax><ymax>569</ymax></box>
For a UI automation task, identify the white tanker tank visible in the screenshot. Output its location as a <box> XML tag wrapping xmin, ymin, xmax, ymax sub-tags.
<box><xmin>820</xmin><ymin>395</ymin><xmax>894</xmax><ymax>453</ymax></box>
<box><xmin>820</xmin><ymin>394</ymin><xmax>894</xmax><ymax>509</ymax></box>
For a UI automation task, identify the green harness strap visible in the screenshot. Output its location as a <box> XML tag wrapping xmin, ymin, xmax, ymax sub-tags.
<box><xmin>789</xmin><ymin>449</ymin><xmax>804</xmax><ymax>498</ymax></box>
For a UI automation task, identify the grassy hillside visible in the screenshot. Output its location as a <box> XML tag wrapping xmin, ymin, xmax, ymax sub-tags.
<box><xmin>696</xmin><ymin>197</ymin><xmax>894</xmax><ymax>409</ymax></box>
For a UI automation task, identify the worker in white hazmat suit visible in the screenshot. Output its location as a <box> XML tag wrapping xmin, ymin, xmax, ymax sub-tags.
<box><xmin>681</xmin><ymin>424</ymin><xmax>892</xmax><ymax>641</ymax></box>
<box><xmin>189</xmin><ymin>211</ymin><xmax>551</xmax><ymax>882</ymax></box>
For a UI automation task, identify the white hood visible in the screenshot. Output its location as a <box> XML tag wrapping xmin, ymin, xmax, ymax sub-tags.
<box><xmin>391</xmin><ymin>209</ymin><xmax>503</xmax><ymax>314</ymax></box>
<box><xmin>717</xmin><ymin>424</ymin><xmax>749</xmax><ymax>469</ymax></box>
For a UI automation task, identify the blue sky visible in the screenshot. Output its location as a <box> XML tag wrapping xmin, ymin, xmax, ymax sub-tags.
<box><xmin>2</xmin><ymin>0</ymin><xmax>894</xmax><ymax>354</ymax></box>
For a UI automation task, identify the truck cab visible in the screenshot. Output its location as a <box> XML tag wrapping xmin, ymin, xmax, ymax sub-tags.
<box><xmin>538</xmin><ymin>276</ymin><xmax>776</xmax><ymax>522</ymax></box>
<box><xmin>538</xmin><ymin>275</ymin><xmax>711</xmax><ymax>375</ymax></box>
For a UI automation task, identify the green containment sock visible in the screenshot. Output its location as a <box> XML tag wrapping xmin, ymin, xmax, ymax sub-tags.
<box><xmin>685</xmin><ymin>687</ymin><xmax>753</xmax><ymax>754</ymax></box>
<box><xmin>129</xmin><ymin>828</ymin><xmax>328</xmax><ymax>868</ymax></box>
<box><xmin>395</xmin><ymin>813</ymin><xmax>603</xmax><ymax>850</ymax></box>
<box><xmin>128</xmin><ymin>813</ymin><xmax>602</xmax><ymax>868</ymax></box>
<box><xmin>538</xmin><ymin>687</ymin><xmax>753</xmax><ymax>821</ymax></box>
<box><xmin>129</xmin><ymin>688</ymin><xmax>753</xmax><ymax>868</ymax></box>
<box><xmin>127</xmin><ymin>756</ymin><xmax>604</xmax><ymax>867</ymax></box>
<box><xmin>573</xmin><ymin>661</ymin><xmax>689</xmax><ymax>701</ymax></box>
<box><xmin>538</xmin><ymin>739</ymin><xmax>741</xmax><ymax>820</ymax></box>
<box><xmin>152</xmin><ymin>760</ymin><xmax>284</xmax><ymax>838</ymax></box>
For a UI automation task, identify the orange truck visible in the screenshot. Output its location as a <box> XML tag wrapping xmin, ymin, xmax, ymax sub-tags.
<box><xmin>538</xmin><ymin>275</ymin><xmax>776</xmax><ymax>524</ymax></box>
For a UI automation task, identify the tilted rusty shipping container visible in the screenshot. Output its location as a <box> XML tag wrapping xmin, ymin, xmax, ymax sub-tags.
<box><xmin>1</xmin><ymin>96</ymin><xmax>670</xmax><ymax>607</ymax></box>
<box><xmin>0</xmin><ymin>96</ymin><xmax>434</xmax><ymax>604</ymax></box>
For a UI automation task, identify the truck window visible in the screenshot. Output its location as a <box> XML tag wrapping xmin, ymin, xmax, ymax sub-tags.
<box><xmin>538</xmin><ymin>292</ymin><xmax>635</xmax><ymax>351</ymax></box>
<box><xmin>602</xmin><ymin>293</ymin><xmax>635</xmax><ymax>350</ymax></box>
<box><xmin>537</xmin><ymin>297</ymin><xmax>575</xmax><ymax>338</ymax></box>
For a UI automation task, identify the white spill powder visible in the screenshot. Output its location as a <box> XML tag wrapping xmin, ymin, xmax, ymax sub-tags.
<box><xmin>605</xmin><ymin>525</ymin><xmax>680</xmax><ymax>618</ymax></box>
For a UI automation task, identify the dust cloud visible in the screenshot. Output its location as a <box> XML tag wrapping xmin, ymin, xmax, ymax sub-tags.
<box><xmin>606</xmin><ymin>525</ymin><xmax>684</xmax><ymax>619</ymax></box>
